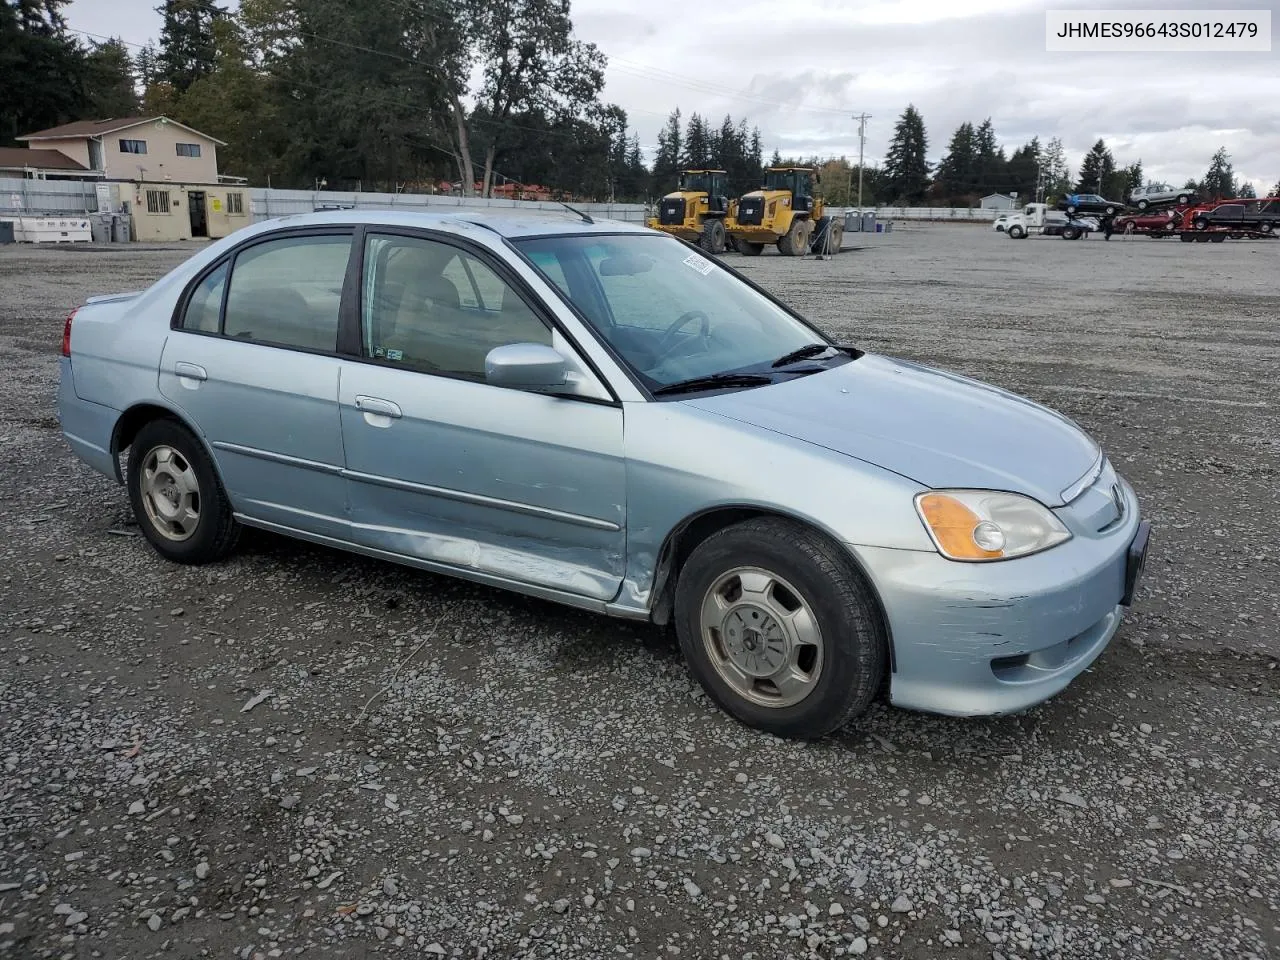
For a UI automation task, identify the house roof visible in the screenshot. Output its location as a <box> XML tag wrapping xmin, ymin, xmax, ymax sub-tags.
<box><xmin>18</xmin><ymin>116</ymin><xmax>227</xmax><ymax>146</ymax></box>
<box><xmin>0</xmin><ymin>146</ymin><xmax>89</xmax><ymax>171</ymax></box>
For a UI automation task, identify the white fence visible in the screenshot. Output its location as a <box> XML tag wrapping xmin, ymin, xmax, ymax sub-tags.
<box><xmin>0</xmin><ymin>176</ymin><xmax>1002</xmax><ymax>226</ymax></box>
<box><xmin>249</xmin><ymin>188</ymin><xmax>648</xmax><ymax>224</ymax></box>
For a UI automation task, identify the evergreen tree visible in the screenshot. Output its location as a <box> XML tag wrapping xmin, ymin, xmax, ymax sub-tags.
<box><xmin>1075</xmin><ymin>138</ymin><xmax>1114</xmax><ymax>193</ymax></box>
<box><xmin>682</xmin><ymin>112</ymin><xmax>708</xmax><ymax>168</ymax></box>
<box><xmin>973</xmin><ymin>117</ymin><xmax>1006</xmax><ymax>195</ymax></box>
<box><xmin>134</xmin><ymin>42</ymin><xmax>157</xmax><ymax>87</ymax></box>
<box><xmin>652</xmin><ymin>108</ymin><xmax>681</xmax><ymax>192</ymax></box>
<box><xmin>1004</xmin><ymin>137</ymin><xmax>1040</xmax><ymax>201</ymax></box>
<box><xmin>0</xmin><ymin>0</ymin><xmax>88</xmax><ymax>145</ymax></box>
<box><xmin>1200</xmin><ymin>146</ymin><xmax>1235</xmax><ymax>199</ymax></box>
<box><xmin>1270</xmin><ymin>180</ymin><xmax>1280</xmax><ymax>198</ymax></box>
<box><xmin>156</xmin><ymin>0</ymin><xmax>225</xmax><ymax>93</ymax></box>
<box><xmin>1236</xmin><ymin>181</ymin><xmax>1256</xmax><ymax>199</ymax></box>
<box><xmin>84</xmin><ymin>38</ymin><xmax>138</xmax><ymax>117</ymax></box>
<box><xmin>748</xmin><ymin>126</ymin><xmax>763</xmax><ymax>185</ymax></box>
<box><xmin>934</xmin><ymin>121</ymin><xmax>975</xmax><ymax>200</ymax></box>
<box><xmin>1041</xmin><ymin>137</ymin><xmax>1071</xmax><ymax>199</ymax></box>
<box><xmin>883</xmin><ymin>104</ymin><xmax>930</xmax><ymax>203</ymax></box>
<box><xmin>769</xmin><ymin>147</ymin><xmax>781</xmax><ymax>168</ymax></box>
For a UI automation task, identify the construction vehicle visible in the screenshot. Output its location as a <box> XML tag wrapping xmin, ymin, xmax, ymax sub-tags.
<box><xmin>728</xmin><ymin>166</ymin><xmax>843</xmax><ymax>257</ymax></box>
<box><xmin>646</xmin><ymin>169</ymin><xmax>736</xmax><ymax>254</ymax></box>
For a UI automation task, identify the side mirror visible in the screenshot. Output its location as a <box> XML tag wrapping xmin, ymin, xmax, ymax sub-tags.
<box><xmin>484</xmin><ymin>342</ymin><xmax>567</xmax><ymax>390</ymax></box>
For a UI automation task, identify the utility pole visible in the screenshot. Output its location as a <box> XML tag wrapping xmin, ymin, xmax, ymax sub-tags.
<box><xmin>853</xmin><ymin>113</ymin><xmax>870</xmax><ymax>211</ymax></box>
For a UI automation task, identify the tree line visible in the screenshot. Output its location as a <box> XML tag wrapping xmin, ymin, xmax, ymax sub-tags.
<box><xmin>879</xmin><ymin>104</ymin><xmax>1276</xmax><ymax>206</ymax></box>
<box><xmin>3</xmin><ymin>1</ymin><xmax>1277</xmax><ymax>204</ymax></box>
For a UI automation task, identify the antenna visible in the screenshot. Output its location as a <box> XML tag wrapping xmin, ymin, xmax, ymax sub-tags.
<box><xmin>560</xmin><ymin>201</ymin><xmax>594</xmax><ymax>225</ymax></box>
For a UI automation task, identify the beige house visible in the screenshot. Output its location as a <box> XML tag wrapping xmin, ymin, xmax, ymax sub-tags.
<box><xmin>16</xmin><ymin>116</ymin><xmax>250</xmax><ymax>242</ymax></box>
<box><xmin>18</xmin><ymin>116</ymin><xmax>225</xmax><ymax>183</ymax></box>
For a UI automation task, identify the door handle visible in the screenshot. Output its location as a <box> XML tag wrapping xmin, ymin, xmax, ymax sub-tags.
<box><xmin>174</xmin><ymin>361</ymin><xmax>207</xmax><ymax>381</ymax></box>
<box><xmin>354</xmin><ymin>395</ymin><xmax>402</xmax><ymax>419</ymax></box>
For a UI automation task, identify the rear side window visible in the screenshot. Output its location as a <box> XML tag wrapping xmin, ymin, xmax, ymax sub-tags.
<box><xmin>182</xmin><ymin>261</ymin><xmax>227</xmax><ymax>333</ymax></box>
<box><xmin>222</xmin><ymin>235</ymin><xmax>351</xmax><ymax>352</ymax></box>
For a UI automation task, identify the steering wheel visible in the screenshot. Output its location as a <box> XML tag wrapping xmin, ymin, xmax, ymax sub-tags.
<box><xmin>655</xmin><ymin>310</ymin><xmax>711</xmax><ymax>356</ymax></box>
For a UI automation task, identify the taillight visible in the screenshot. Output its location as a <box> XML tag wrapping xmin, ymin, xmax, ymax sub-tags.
<box><xmin>62</xmin><ymin>308</ymin><xmax>77</xmax><ymax>357</ymax></box>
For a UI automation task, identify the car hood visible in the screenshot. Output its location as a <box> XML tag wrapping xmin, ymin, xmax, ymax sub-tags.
<box><xmin>686</xmin><ymin>354</ymin><xmax>1100</xmax><ymax>506</ymax></box>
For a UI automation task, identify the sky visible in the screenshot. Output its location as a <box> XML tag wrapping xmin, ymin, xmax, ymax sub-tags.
<box><xmin>65</xmin><ymin>0</ymin><xmax>1280</xmax><ymax>193</ymax></box>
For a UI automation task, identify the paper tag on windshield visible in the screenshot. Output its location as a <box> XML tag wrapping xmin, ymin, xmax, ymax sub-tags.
<box><xmin>682</xmin><ymin>252</ymin><xmax>715</xmax><ymax>275</ymax></box>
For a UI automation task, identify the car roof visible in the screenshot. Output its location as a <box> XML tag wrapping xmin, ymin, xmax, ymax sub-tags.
<box><xmin>257</xmin><ymin>208</ymin><xmax>652</xmax><ymax>240</ymax></box>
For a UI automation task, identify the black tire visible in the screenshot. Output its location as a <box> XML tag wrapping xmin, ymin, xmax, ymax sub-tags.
<box><xmin>673</xmin><ymin>517</ymin><xmax>886</xmax><ymax>739</ymax></box>
<box><xmin>1137</xmin><ymin>199</ymin><xmax>1149</xmax><ymax>210</ymax></box>
<box><xmin>127</xmin><ymin>418</ymin><xmax>240</xmax><ymax>564</ymax></box>
<box><xmin>1194</xmin><ymin>235</ymin><xmax>1210</xmax><ymax>243</ymax></box>
<box><xmin>827</xmin><ymin>221</ymin><xmax>843</xmax><ymax>252</ymax></box>
<box><xmin>778</xmin><ymin>218</ymin><xmax>807</xmax><ymax>256</ymax></box>
<box><xmin>1007</xmin><ymin>225</ymin><xmax>1025</xmax><ymax>239</ymax></box>
<box><xmin>1260</xmin><ymin>222</ymin><xmax>1274</xmax><ymax>234</ymax></box>
<box><xmin>1061</xmin><ymin>225</ymin><xmax>1080</xmax><ymax>240</ymax></box>
<box><xmin>737</xmin><ymin>240</ymin><xmax>764</xmax><ymax>256</ymax></box>
<box><xmin>700</xmin><ymin>218</ymin><xmax>727</xmax><ymax>254</ymax></box>
<box><xmin>1105</xmin><ymin>205</ymin><xmax>1117</xmax><ymax>216</ymax></box>
<box><xmin>1177</xmin><ymin>194</ymin><xmax>1189</xmax><ymax>205</ymax></box>
<box><xmin>1210</xmin><ymin>235</ymin><xmax>1225</xmax><ymax>243</ymax></box>
<box><xmin>1193</xmin><ymin>216</ymin><xmax>1209</xmax><ymax>231</ymax></box>
<box><xmin>1179</xmin><ymin>233</ymin><xmax>1195</xmax><ymax>242</ymax></box>
<box><xmin>1065</xmin><ymin>204</ymin><xmax>1077</xmax><ymax>215</ymax></box>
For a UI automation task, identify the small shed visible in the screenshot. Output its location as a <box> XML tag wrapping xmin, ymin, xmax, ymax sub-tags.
<box><xmin>979</xmin><ymin>193</ymin><xmax>1018</xmax><ymax>211</ymax></box>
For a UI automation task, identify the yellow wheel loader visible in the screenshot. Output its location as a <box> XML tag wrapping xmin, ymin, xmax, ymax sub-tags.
<box><xmin>728</xmin><ymin>166</ymin><xmax>844</xmax><ymax>257</ymax></box>
<box><xmin>646</xmin><ymin>169</ymin><xmax>737</xmax><ymax>254</ymax></box>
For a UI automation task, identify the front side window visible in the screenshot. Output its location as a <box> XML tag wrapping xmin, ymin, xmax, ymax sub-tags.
<box><xmin>361</xmin><ymin>233</ymin><xmax>550</xmax><ymax>379</ymax></box>
<box><xmin>176</xmin><ymin>143</ymin><xmax>202</xmax><ymax>158</ymax></box>
<box><xmin>119</xmin><ymin>139</ymin><xmax>147</xmax><ymax>154</ymax></box>
<box><xmin>222</xmin><ymin>234</ymin><xmax>351</xmax><ymax>351</ymax></box>
<box><xmin>517</xmin><ymin>234</ymin><xmax>836</xmax><ymax>391</ymax></box>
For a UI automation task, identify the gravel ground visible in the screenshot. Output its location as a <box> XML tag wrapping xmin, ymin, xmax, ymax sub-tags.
<box><xmin>1</xmin><ymin>226</ymin><xmax>1277</xmax><ymax>960</ymax></box>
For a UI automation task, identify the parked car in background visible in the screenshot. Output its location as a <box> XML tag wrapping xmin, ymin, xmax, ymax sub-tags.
<box><xmin>57</xmin><ymin>210</ymin><xmax>1150</xmax><ymax>739</ymax></box>
<box><xmin>1112</xmin><ymin>208</ymin><xmax>1182</xmax><ymax>237</ymax></box>
<box><xmin>992</xmin><ymin>214</ymin><xmax>1010</xmax><ymax>232</ymax></box>
<box><xmin>1128</xmin><ymin>183</ymin><xmax>1197</xmax><ymax>209</ymax></box>
<box><xmin>1190</xmin><ymin>198</ymin><xmax>1279</xmax><ymax>233</ymax></box>
<box><xmin>1056</xmin><ymin>193</ymin><xmax>1125</xmax><ymax>216</ymax></box>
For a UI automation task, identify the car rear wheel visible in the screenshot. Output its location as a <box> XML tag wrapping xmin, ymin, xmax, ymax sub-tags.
<box><xmin>674</xmin><ymin>517</ymin><xmax>886</xmax><ymax>739</ymax></box>
<box><xmin>1177</xmin><ymin>194</ymin><xmax>1189</xmax><ymax>205</ymax></box>
<box><xmin>127</xmin><ymin>418</ymin><xmax>239</xmax><ymax>564</ymax></box>
<box><xmin>1137</xmin><ymin>199</ymin><xmax>1149</xmax><ymax>210</ymax></box>
<box><xmin>1260</xmin><ymin>222</ymin><xmax>1274</xmax><ymax>234</ymax></box>
<box><xmin>1104</xmin><ymin>205</ymin><xmax>1117</xmax><ymax>216</ymax></box>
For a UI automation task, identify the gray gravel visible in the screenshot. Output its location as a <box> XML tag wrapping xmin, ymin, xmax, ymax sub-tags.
<box><xmin>1</xmin><ymin>227</ymin><xmax>1278</xmax><ymax>959</ymax></box>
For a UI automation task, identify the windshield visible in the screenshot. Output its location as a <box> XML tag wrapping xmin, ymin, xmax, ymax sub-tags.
<box><xmin>765</xmin><ymin>170</ymin><xmax>809</xmax><ymax>193</ymax></box>
<box><xmin>680</xmin><ymin>173</ymin><xmax>711</xmax><ymax>193</ymax></box>
<box><xmin>514</xmin><ymin>234</ymin><xmax>842</xmax><ymax>393</ymax></box>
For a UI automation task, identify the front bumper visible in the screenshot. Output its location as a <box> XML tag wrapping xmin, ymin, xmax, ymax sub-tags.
<box><xmin>851</xmin><ymin>479</ymin><xmax>1147</xmax><ymax>717</ymax></box>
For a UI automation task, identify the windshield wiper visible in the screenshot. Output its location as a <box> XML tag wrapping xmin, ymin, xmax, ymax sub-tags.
<box><xmin>771</xmin><ymin>342</ymin><xmax>838</xmax><ymax>367</ymax></box>
<box><xmin>651</xmin><ymin>372</ymin><xmax>774</xmax><ymax>397</ymax></box>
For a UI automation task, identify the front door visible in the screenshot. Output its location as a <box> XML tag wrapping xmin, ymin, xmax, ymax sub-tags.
<box><xmin>338</xmin><ymin>230</ymin><xmax>627</xmax><ymax>602</ymax></box>
<box><xmin>158</xmin><ymin>229</ymin><xmax>354</xmax><ymax>538</ymax></box>
<box><xmin>187</xmin><ymin>190</ymin><xmax>208</xmax><ymax>238</ymax></box>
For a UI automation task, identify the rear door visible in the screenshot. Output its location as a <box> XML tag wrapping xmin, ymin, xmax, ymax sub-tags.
<box><xmin>337</xmin><ymin>229</ymin><xmax>627</xmax><ymax>603</ymax></box>
<box><xmin>159</xmin><ymin>228</ymin><xmax>355</xmax><ymax>538</ymax></box>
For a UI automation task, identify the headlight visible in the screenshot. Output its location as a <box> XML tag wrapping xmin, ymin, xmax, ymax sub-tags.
<box><xmin>914</xmin><ymin>490</ymin><xmax>1071</xmax><ymax>562</ymax></box>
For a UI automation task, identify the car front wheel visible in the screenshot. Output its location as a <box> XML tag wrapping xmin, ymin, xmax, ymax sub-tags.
<box><xmin>127</xmin><ymin>418</ymin><xmax>240</xmax><ymax>564</ymax></box>
<box><xmin>674</xmin><ymin>517</ymin><xmax>886</xmax><ymax>739</ymax></box>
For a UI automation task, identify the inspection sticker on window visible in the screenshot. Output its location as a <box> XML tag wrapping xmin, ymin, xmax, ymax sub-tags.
<box><xmin>682</xmin><ymin>252</ymin><xmax>715</xmax><ymax>276</ymax></box>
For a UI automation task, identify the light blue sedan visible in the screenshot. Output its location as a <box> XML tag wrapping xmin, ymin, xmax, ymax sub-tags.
<box><xmin>57</xmin><ymin>210</ymin><xmax>1150</xmax><ymax>739</ymax></box>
